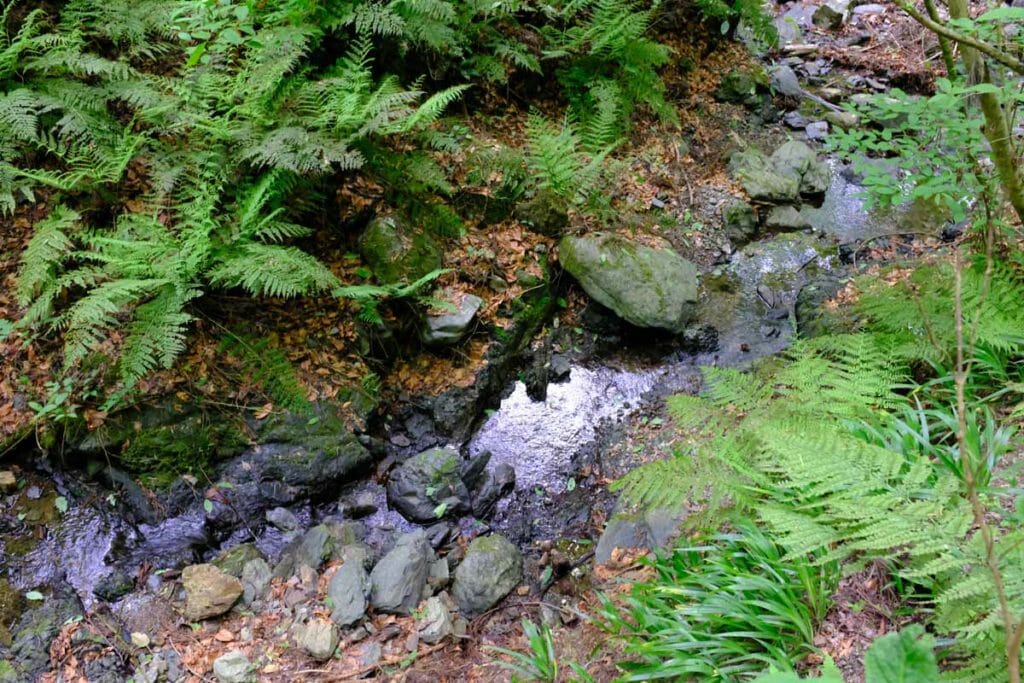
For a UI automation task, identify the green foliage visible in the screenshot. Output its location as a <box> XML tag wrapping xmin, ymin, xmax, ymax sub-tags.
<box><xmin>863</xmin><ymin>625</ymin><xmax>940</xmax><ymax>683</ymax></box>
<box><xmin>218</xmin><ymin>334</ymin><xmax>312</xmax><ymax>415</ymax></box>
<box><xmin>600</xmin><ymin>520</ymin><xmax>837</xmax><ymax>681</ymax></box>
<box><xmin>488</xmin><ymin>619</ymin><xmax>594</xmax><ymax>683</ymax></box>
<box><xmin>7</xmin><ymin>0</ymin><xmax>466</xmax><ymax>394</ymax></box>
<box><xmin>610</xmin><ymin>257</ymin><xmax>1024</xmax><ymax>681</ymax></box>
<box><xmin>693</xmin><ymin>0</ymin><xmax>778</xmax><ymax>50</ymax></box>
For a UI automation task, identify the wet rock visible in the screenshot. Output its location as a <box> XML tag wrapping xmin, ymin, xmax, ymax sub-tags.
<box><xmin>770</xmin><ymin>140</ymin><xmax>830</xmax><ymax>197</ymax></box>
<box><xmin>325</xmin><ymin>521</ymin><xmax>364</xmax><ymax>550</ymax></box>
<box><xmin>359</xmin><ymin>215</ymin><xmax>442</xmax><ymax>284</ymax></box>
<box><xmin>421</xmin><ymin>294</ymin><xmax>483</xmax><ymax>347</ymax></box>
<box><xmin>852</xmin><ymin>3</ymin><xmax>884</xmax><ymax>15</ymax></box>
<box><xmin>133</xmin><ymin>648</ymin><xmax>184</xmax><ymax>683</ymax></box>
<box><xmin>181</xmin><ymin>564</ymin><xmax>242</xmax><ymax>621</ymax></box>
<box><xmin>558</xmin><ymin>233</ymin><xmax>699</xmax><ymax>333</ymax></box>
<box><xmin>460</xmin><ymin>451</ymin><xmax>491</xmax><ymax>494</ymax></box>
<box><xmin>548</xmin><ymin>354</ymin><xmax>572</xmax><ymax>382</ymax></box>
<box><xmin>212</xmin><ymin>543</ymin><xmax>262</xmax><ymax>578</ymax></box>
<box><xmin>360</xmin><ymin>641</ymin><xmax>383</xmax><ymax>668</ymax></box>
<box><xmin>812</xmin><ymin>1</ymin><xmax>845</xmax><ymax>29</ymax></box>
<box><xmin>716</xmin><ymin>67</ymin><xmax>767</xmax><ymax>108</ymax></box>
<box><xmin>515</xmin><ymin>191</ymin><xmax>570</xmax><ymax>238</ymax></box>
<box><xmin>265</xmin><ymin>507</ymin><xmax>299</xmax><ymax>532</ymax></box>
<box><xmin>452</xmin><ymin>534</ymin><xmax>522</xmax><ymax>617</ymax></box>
<box><xmin>722</xmin><ymin>199</ymin><xmax>759</xmax><ymax>245</ymax></box>
<box><xmin>796</xmin><ymin>275</ymin><xmax>852</xmax><ymax>338</ymax></box>
<box><xmin>292</xmin><ymin>618</ymin><xmax>339</xmax><ymax>661</ymax></box>
<box><xmin>471</xmin><ymin>464</ymin><xmax>516</xmax><ymax>518</ymax></box>
<box><xmin>417</xmin><ymin>596</ymin><xmax>454</xmax><ymax>644</ymax></box>
<box><xmin>5</xmin><ymin>589</ymin><xmax>81</xmax><ymax>679</ymax></box>
<box><xmin>765</xmin><ymin>205</ymin><xmax>811</xmax><ymax>231</ymax></box>
<box><xmin>273</xmin><ymin>524</ymin><xmax>332</xmax><ymax>578</ymax></box>
<box><xmin>386</xmin><ymin>448</ymin><xmax>470</xmax><ymax>523</ymax></box>
<box><xmin>240</xmin><ymin>558</ymin><xmax>271</xmax><ymax>606</ymax></box>
<box><xmin>427</xmin><ymin>557</ymin><xmax>450</xmax><ymax>590</ymax></box>
<box><xmin>340</xmin><ymin>491</ymin><xmax>377</xmax><ymax>519</ymax></box>
<box><xmin>82</xmin><ymin>653</ymin><xmax>123</xmax><ymax>683</ymax></box>
<box><xmin>328</xmin><ymin>562</ymin><xmax>371</xmax><ymax>627</ymax></box>
<box><xmin>335</xmin><ymin>543</ymin><xmax>374</xmax><ymax>570</ymax></box>
<box><xmin>732</xmin><ymin>149</ymin><xmax>800</xmax><ymax>204</ymax></box>
<box><xmin>94</xmin><ymin>569</ymin><xmax>134</xmax><ymax>602</ymax></box>
<box><xmin>369</xmin><ymin>531</ymin><xmax>432</xmax><ymax>614</ymax></box>
<box><xmin>213</xmin><ymin>650</ymin><xmax>251</xmax><ymax>683</ymax></box>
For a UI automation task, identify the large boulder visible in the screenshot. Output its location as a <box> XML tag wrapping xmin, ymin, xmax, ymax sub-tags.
<box><xmin>181</xmin><ymin>564</ymin><xmax>242</xmax><ymax>621</ymax></box>
<box><xmin>732</xmin><ymin>149</ymin><xmax>801</xmax><ymax>204</ymax></box>
<box><xmin>387</xmin><ymin>448</ymin><xmax>471</xmax><ymax>523</ymax></box>
<box><xmin>558</xmin><ymin>233</ymin><xmax>699</xmax><ymax>333</ymax></box>
<box><xmin>452</xmin><ymin>534</ymin><xmax>522</xmax><ymax>617</ymax></box>
<box><xmin>369</xmin><ymin>531</ymin><xmax>432</xmax><ymax>614</ymax></box>
<box><xmin>359</xmin><ymin>215</ymin><xmax>442</xmax><ymax>284</ymax></box>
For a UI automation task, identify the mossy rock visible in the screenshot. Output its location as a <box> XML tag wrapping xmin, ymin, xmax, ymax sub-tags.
<box><xmin>515</xmin><ymin>191</ymin><xmax>570</xmax><ymax>238</ymax></box>
<box><xmin>716</xmin><ymin>66</ymin><xmax>769</xmax><ymax>108</ymax></box>
<box><xmin>0</xmin><ymin>580</ymin><xmax>24</xmax><ymax>628</ymax></box>
<box><xmin>559</xmin><ymin>233</ymin><xmax>699</xmax><ymax>333</ymax></box>
<box><xmin>359</xmin><ymin>215</ymin><xmax>442</xmax><ymax>284</ymax></box>
<box><xmin>118</xmin><ymin>416</ymin><xmax>248</xmax><ymax>488</ymax></box>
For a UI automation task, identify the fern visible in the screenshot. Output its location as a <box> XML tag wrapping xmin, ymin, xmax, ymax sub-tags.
<box><xmin>219</xmin><ymin>333</ymin><xmax>312</xmax><ymax>414</ymax></box>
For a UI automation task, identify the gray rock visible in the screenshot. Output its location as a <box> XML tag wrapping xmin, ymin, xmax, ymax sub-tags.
<box><xmin>266</xmin><ymin>507</ymin><xmax>299</xmax><ymax>532</ymax></box>
<box><xmin>340</xmin><ymin>491</ymin><xmax>378</xmax><ymax>519</ymax></box>
<box><xmin>274</xmin><ymin>524</ymin><xmax>332</xmax><ymax>578</ymax></box>
<box><xmin>769</xmin><ymin>65</ymin><xmax>803</xmax><ymax>99</ymax></box>
<box><xmin>812</xmin><ymin>2</ymin><xmax>844</xmax><ymax>29</ymax></box>
<box><xmin>241</xmin><ymin>558</ymin><xmax>271</xmax><ymax>606</ymax></box>
<box><xmin>825</xmin><ymin>110</ymin><xmax>860</xmax><ymax>130</ymax></box>
<box><xmin>783</xmin><ymin>110</ymin><xmax>809</xmax><ymax>130</ymax></box>
<box><xmin>293</xmin><ymin>619</ymin><xmax>339</xmax><ymax>661</ymax></box>
<box><xmin>471</xmin><ymin>464</ymin><xmax>516</xmax><ymax>518</ymax></box>
<box><xmin>359</xmin><ymin>215</ymin><xmax>442</xmax><ymax>284</ymax></box>
<box><xmin>328</xmin><ymin>561</ymin><xmax>371</xmax><ymax>627</ymax></box>
<box><xmin>181</xmin><ymin>564</ymin><xmax>243</xmax><ymax>621</ymax></box>
<box><xmin>774</xmin><ymin>15</ymin><xmax>803</xmax><ymax>45</ymax></box>
<box><xmin>722</xmin><ymin>200</ymin><xmax>759</xmax><ymax>245</ymax></box>
<box><xmin>370</xmin><ymin>531</ymin><xmax>432</xmax><ymax>614</ymax></box>
<box><xmin>733</xmin><ymin>149</ymin><xmax>801</xmax><ymax>204</ymax></box>
<box><xmin>212</xmin><ymin>651</ymin><xmax>251</xmax><ymax>683</ymax></box>
<box><xmin>360</xmin><ymin>642</ymin><xmax>383</xmax><ymax>668</ymax></box>
<box><xmin>765</xmin><ymin>205</ymin><xmax>811</xmax><ymax>231</ymax></box>
<box><xmin>805</xmin><ymin>121</ymin><xmax>829</xmax><ymax>141</ymax></box>
<box><xmin>417</xmin><ymin>597</ymin><xmax>454</xmax><ymax>644</ymax></box>
<box><xmin>387</xmin><ymin>448</ymin><xmax>470</xmax><ymax>523</ymax></box>
<box><xmin>558</xmin><ymin>233</ymin><xmax>699</xmax><ymax>333</ymax></box>
<box><xmin>212</xmin><ymin>543</ymin><xmax>262</xmax><ymax>578</ymax></box>
<box><xmin>452</xmin><ymin>534</ymin><xmax>522</xmax><ymax>617</ymax></box>
<box><xmin>335</xmin><ymin>543</ymin><xmax>374</xmax><ymax>570</ymax></box>
<box><xmin>770</xmin><ymin>140</ymin><xmax>830</xmax><ymax>196</ymax></box>
<box><xmin>427</xmin><ymin>557</ymin><xmax>450</xmax><ymax>590</ymax></box>
<box><xmin>421</xmin><ymin>294</ymin><xmax>483</xmax><ymax>346</ymax></box>
<box><xmin>852</xmin><ymin>3</ymin><xmax>884</xmax><ymax>14</ymax></box>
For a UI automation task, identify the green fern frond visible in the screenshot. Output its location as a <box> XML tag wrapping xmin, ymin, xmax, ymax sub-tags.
<box><xmin>207</xmin><ymin>244</ymin><xmax>341</xmax><ymax>298</ymax></box>
<box><xmin>16</xmin><ymin>205</ymin><xmax>79</xmax><ymax>305</ymax></box>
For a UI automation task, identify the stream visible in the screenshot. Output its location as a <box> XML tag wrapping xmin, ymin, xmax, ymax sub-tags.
<box><xmin>0</xmin><ymin>158</ymin><xmax>941</xmax><ymax>679</ymax></box>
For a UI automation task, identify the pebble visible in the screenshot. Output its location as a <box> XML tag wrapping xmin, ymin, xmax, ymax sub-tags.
<box><xmin>130</xmin><ymin>632</ymin><xmax>150</xmax><ymax>648</ymax></box>
<box><xmin>212</xmin><ymin>650</ymin><xmax>251</xmax><ymax>683</ymax></box>
<box><xmin>805</xmin><ymin>121</ymin><xmax>829</xmax><ymax>141</ymax></box>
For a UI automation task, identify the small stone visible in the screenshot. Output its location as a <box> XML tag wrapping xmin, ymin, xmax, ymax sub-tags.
<box><xmin>420</xmin><ymin>294</ymin><xmax>484</xmax><ymax>347</ymax></box>
<box><xmin>212</xmin><ymin>650</ymin><xmax>251</xmax><ymax>683</ymax></box>
<box><xmin>265</xmin><ymin>507</ymin><xmax>299</xmax><ymax>532</ymax></box>
<box><xmin>417</xmin><ymin>597</ymin><xmax>454</xmax><ymax>644</ymax></box>
<box><xmin>427</xmin><ymin>557</ymin><xmax>450</xmax><ymax>590</ymax></box>
<box><xmin>130</xmin><ymin>632</ymin><xmax>150</xmax><ymax>648</ymax></box>
<box><xmin>0</xmin><ymin>471</ymin><xmax>16</xmax><ymax>494</ymax></box>
<box><xmin>769</xmin><ymin>65</ymin><xmax>803</xmax><ymax>99</ymax></box>
<box><xmin>783</xmin><ymin>111</ymin><xmax>808</xmax><ymax>130</ymax></box>
<box><xmin>825</xmin><ymin>110</ymin><xmax>859</xmax><ymax>130</ymax></box>
<box><xmin>181</xmin><ymin>564</ymin><xmax>243</xmax><ymax>622</ymax></box>
<box><xmin>293</xmin><ymin>619</ymin><xmax>339</xmax><ymax>661</ymax></box>
<box><xmin>212</xmin><ymin>543</ymin><xmax>262</xmax><ymax>578</ymax></box>
<box><xmin>360</xmin><ymin>642</ymin><xmax>383</xmax><ymax>668</ymax></box>
<box><xmin>805</xmin><ymin>121</ymin><xmax>829</xmax><ymax>141</ymax></box>
<box><xmin>852</xmin><ymin>3</ymin><xmax>884</xmax><ymax>14</ymax></box>
<box><xmin>241</xmin><ymin>558</ymin><xmax>271</xmax><ymax>606</ymax></box>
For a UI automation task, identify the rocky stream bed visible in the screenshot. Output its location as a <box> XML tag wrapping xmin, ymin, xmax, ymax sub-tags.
<box><xmin>0</xmin><ymin>14</ymin><xmax>952</xmax><ymax>678</ymax></box>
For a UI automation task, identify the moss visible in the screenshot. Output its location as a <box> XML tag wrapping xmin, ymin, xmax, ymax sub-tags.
<box><xmin>2</xmin><ymin>534</ymin><xmax>39</xmax><ymax>558</ymax></box>
<box><xmin>118</xmin><ymin>418</ymin><xmax>247</xmax><ymax>488</ymax></box>
<box><xmin>0</xmin><ymin>579</ymin><xmax>24</xmax><ymax>628</ymax></box>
